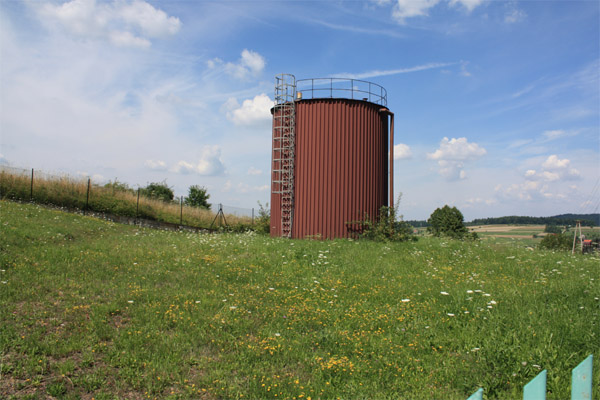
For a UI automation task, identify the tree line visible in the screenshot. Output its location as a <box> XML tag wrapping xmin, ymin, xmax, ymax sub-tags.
<box><xmin>406</xmin><ymin>213</ymin><xmax>598</xmax><ymax>227</ymax></box>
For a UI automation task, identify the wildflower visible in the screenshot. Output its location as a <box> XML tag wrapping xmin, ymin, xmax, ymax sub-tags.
<box><xmin>401</xmin><ymin>299</ymin><xmax>410</xmax><ymax>303</ymax></box>
<box><xmin>440</xmin><ymin>291</ymin><xmax>449</xmax><ymax>296</ymax></box>
<box><xmin>275</xmin><ymin>333</ymin><xmax>281</xmax><ymax>337</ymax></box>
<box><xmin>127</xmin><ymin>300</ymin><xmax>134</xmax><ymax>303</ymax></box>
<box><xmin>466</xmin><ymin>290</ymin><xmax>473</xmax><ymax>294</ymax></box>
<box><xmin>447</xmin><ymin>313</ymin><xmax>455</xmax><ymax>317</ymax></box>
<box><xmin>471</xmin><ymin>347</ymin><xmax>480</xmax><ymax>352</ymax></box>
<box><xmin>229</xmin><ymin>306</ymin><xmax>237</xmax><ymax>310</ymax></box>
<box><xmin>269</xmin><ymin>288</ymin><xmax>275</xmax><ymax>291</ymax></box>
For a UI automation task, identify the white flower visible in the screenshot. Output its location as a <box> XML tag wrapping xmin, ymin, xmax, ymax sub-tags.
<box><xmin>401</xmin><ymin>299</ymin><xmax>410</xmax><ymax>303</ymax></box>
<box><xmin>127</xmin><ymin>300</ymin><xmax>134</xmax><ymax>303</ymax></box>
<box><xmin>229</xmin><ymin>306</ymin><xmax>237</xmax><ymax>310</ymax></box>
<box><xmin>466</xmin><ymin>290</ymin><xmax>474</xmax><ymax>294</ymax></box>
<box><xmin>440</xmin><ymin>291</ymin><xmax>449</xmax><ymax>295</ymax></box>
<box><xmin>269</xmin><ymin>287</ymin><xmax>275</xmax><ymax>291</ymax></box>
<box><xmin>447</xmin><ymin>313</ymin><xmax>455</xmax><ymax>317</ymax></box>
<box><xmin>275</xmin><ymin>333</ymin><xmax>281</xmax><ymax>337</ymax></box>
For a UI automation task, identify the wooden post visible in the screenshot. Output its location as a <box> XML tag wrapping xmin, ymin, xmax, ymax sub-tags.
<box><xmin>180</xmin><ymin>196</ymin><xmax>183</xmax><ymax>225</ymax></box>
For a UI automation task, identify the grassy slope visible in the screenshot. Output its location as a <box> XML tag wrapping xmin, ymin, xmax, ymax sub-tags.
<box><xmin>1</xmin><ymin>200</ymin><xmax>598</xmax><ymax>399</ymax></box>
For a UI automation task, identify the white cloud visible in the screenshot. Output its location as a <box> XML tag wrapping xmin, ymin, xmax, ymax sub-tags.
<box><xmin>393</xmin><ymin>0</ymin><xmax>441</xmax><ymax>22</ymax></box>
<box><xmin>391</xmin><ymin>0</ymin><xmax>484</xmax><ymax>23</ymax></box>
<box><xmin>394</xmin><ymin>143</ymin><xmax>412</xmax><ymax>160</ymax></box>
<box><xmin>525</xmin><ymin>156</ymin><xmax>580</xmax><ymax>182</ymax></box>
<box><xmin>497</xmin><ymin>154</ymin><xmax>583</xmax><ymax>202</ymax></box>
<box><xmin>36</xmin><ymin>0</ymin><xmax>180</xmax><ymax>48</ymax></box>
<box><xmin>117</xmin><ymin>0</ymin><xmax>182</xmax><ymax>37</ymax></box>
<box><xmin>109</xmin><ymin>30</ymin><xmax>151</xmax><ymax>48</ymax></box>
<box><xmin>226</xmin><ymin>94</ymin><xmax>273</xmax><ymax>126</ymax></box>
<box><xmin>247</xmin><ymin>167</ymin><xmax>262</xmax><ymax>175</ymax></box>
<box><xmin>504</xmin><ymin>8</ymin><xmax>527</xmax><ymax>24</ymax></box>
<box><xmin>449</xmin><ymin>0</ymin><xmax>483</xmax><ymax>12</ymax></box>
<box><xmin>542</xmin><ymin>155</ymin><xmax>570</xmax><ymax>170</ymax></box>
<box><xmin>337</xmin><ymin>62</ymin><xmax>456</xmax><ymax>80</ymax></box>
<box><xmin>144</xmin><ymin>159</ymin><xmax>167</xmax><ymax>171</ymax></box>
<box><xmin>171</xmin><ymin>146</ymin><xmax>225</xmax><ymax>176</ymax></box>
<box><xmin>210</xmin><ymin>49</ymin><xmax>266</xmax><ymax>80</ymax></box>
<box><xmin>427</xmin><ymin>137</ymin><xmax>486</xmax><ymax>180</ymax></box>
<box><xmin>427</xmin><ymin>137</ymin><xmax>487</xmax><ymax>161</ymax></box>
<box><xmin>543</xmin><ymin>130</ymin><xmax>566</xmax><ymax>140</ymax></box>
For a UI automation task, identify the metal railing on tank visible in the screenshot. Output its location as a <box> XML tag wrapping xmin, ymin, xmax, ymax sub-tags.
<box><xmin>296</xmin><ymin>78</ymin><xmax>387</xmax><ymax>107</ymax></box>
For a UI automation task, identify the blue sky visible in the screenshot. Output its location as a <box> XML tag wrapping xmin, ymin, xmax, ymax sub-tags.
<box><xmin>1</xmin><ymin>0</ymin><xmax>598</xmax><ymax>220</ymax></box>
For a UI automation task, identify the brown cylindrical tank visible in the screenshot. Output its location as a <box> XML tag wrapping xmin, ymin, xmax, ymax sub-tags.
<box><xmin>271</xmin><ymin>96</ymin><xmax>392</xmax><ymax>239</ymax></box>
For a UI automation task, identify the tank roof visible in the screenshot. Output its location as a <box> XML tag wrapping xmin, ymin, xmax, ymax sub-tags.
<box><xmin>296</xmin><ymin>78</ymin><xmax>387</xmax><ymax>107</ymax></box>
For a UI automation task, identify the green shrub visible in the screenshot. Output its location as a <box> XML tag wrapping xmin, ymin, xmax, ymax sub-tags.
<box><xmin>539</xmin><ymin>233</ymin><xmax>573</xmax><ymax>250</ymax></box>
<box><xmin>255</xmin><ymin>201</ymin><xmax>270</xmax><ymax>235</ymax></box>
<box><xmin>355</xmin><ymin>195</ymin><xmax>417</xmax><ymax>242</ymax></box>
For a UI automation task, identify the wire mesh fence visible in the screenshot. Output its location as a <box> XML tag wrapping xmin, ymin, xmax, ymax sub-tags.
<box><xmin>0</xmin><ymin>165</ymin><xmax>257</xmax><ymax>230</ymax></box>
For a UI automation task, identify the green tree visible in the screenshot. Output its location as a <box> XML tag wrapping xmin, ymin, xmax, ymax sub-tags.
<box><xmin>141</xmin><ymin>181</ymin><xmax>174</xmax><ymax>202</ymax></box>
<box><xmin>185</xmin><ymin>185</ymin><xmax>211</xmax><ymax>210</ymax></box>
<box><xmin>427</xmin><ymin>205</ymin><xmax>470</xmax><ymax>239</ymax></box>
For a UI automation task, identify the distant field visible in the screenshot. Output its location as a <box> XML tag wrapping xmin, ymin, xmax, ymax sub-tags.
<box><xmin>1</xmin><ymin>201</ymin><xmax>599</xmax><ymax>399</ymax></box>
<box><xmin>466</xmin><ymin>224</ymin><xmax>600</xmax><ymax>247</ymax></box>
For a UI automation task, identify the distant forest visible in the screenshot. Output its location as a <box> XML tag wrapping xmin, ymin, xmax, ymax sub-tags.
<box><xmin>406</xmin><ymin>214</ymin><xmax>599</xmax><ymax>228</ymax></box>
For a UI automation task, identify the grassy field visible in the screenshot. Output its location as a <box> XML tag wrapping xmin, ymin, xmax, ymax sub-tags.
<box><xmin>1</xmin><ymin>200</ymin><xmax>598</xmax><ymax>399</ymax></box>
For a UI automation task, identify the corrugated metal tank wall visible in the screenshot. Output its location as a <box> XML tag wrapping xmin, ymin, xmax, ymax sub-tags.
<box><xmin>271</xmin><ymin>98</ymin><xmax>389</xmax><ymax>239</ymax></box>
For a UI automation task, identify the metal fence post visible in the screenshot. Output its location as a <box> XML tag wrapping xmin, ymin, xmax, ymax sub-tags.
<box><xmin>136</xmin><ymin>188</ymin><xmax>140</xmax><ymax>223</ymax></box>
<box><xmin>85</xmin><ymin>178</ymin><xmax>91</xmax><ymax>214</ymax></box>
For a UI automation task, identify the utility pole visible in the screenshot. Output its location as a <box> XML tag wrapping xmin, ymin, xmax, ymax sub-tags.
<box><xmin>572</xmin><ymin>220</ymin><xmax>583</xmax><ymax>254</ymax></box>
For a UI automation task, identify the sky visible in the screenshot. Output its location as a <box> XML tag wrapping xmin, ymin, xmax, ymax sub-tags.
<box><xmin>1</xmin><ymin>0</ymin><xmax>598</xmax><ymax>221</ymax></box>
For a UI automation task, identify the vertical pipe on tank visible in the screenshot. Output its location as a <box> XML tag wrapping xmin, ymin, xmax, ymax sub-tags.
<box><xmin>389</xmin><ymin>112</ymin><xmax>394</xmax><ymax>208</ymax></box>
<box><xmin>379</xmin><ymin>109</ymin><xmax>394</xmax><ymax>208</ymax></box>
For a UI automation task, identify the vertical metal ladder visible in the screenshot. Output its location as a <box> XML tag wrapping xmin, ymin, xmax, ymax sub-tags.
<box><xmin>272</xmin><ymin>74</ymin><xmax>296</xmax><ymax>238</ymax></box>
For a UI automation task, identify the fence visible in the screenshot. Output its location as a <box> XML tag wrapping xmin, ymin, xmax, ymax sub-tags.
<box><xmin>0</xmin><ymin>166</ymin><xmax>258</xmax><ymax>230</ymax></box>
<box><xmin>467</xmin><ymin>354</ymin><xmax>593</xmax><ymax>400</ymax></box>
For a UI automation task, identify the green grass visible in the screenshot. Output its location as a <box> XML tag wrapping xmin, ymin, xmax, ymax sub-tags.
<box><xmin>1</xmin><ymin>200</ymin><xmax>599</xmax><ymax>399</ymax></box>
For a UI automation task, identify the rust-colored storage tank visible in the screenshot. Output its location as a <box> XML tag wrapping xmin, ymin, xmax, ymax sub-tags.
<box><xmin>271</xmin><ymin>75</ymin><xmax>394</xmax><ymax>239</ymax></box>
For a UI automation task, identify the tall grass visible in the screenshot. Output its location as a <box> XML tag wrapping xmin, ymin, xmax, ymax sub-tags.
<box><xmin>0</xmin><ymin>167</ymin><xmax>251</xmax><ymax>229</ymax></box>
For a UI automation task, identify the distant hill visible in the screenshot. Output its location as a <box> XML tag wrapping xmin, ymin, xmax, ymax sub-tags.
<box><xmin>406</xmin><ymin>214</ymin><xmax>599</xmax><ymax>228</ymax></box>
